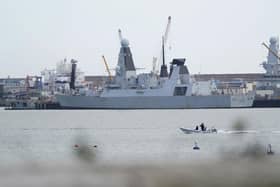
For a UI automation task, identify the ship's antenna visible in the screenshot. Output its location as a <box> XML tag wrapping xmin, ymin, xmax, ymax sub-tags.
<box><xmin>162</xmin><ymin>36</ymin><xmax>165</xmax><ymax>66</ymax></box>
<box><xmin>118</xmin><ymin>29</ymin><xmax>123</xmax><ymax>44</ymax></box>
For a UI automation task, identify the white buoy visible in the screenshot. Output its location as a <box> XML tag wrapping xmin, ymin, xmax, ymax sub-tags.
<box><xmin>193</xmin><ymin>142</ymin><xmax>200</xmax><ymax>150</ymax></box>
<box><xmin>267</xmin><ymin>144</ymin><xmax>274</xmax><ymax>155</ymax></box>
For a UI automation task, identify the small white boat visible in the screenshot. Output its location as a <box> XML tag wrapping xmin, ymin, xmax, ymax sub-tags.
<box><xmin>180</xmin><ymin>127</ymin><xmax>217</xmax><ymax>134</ymax></box>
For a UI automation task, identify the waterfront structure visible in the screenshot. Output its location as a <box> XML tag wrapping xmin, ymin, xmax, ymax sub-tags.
<box><xmin>0</xmin><ymin>78</ymin><xmax>26</xmax><ymax>95</ymax></box>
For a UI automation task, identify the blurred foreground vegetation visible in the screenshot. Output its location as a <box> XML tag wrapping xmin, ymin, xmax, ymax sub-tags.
<box><xmin>0</xmin><ymin>158</ymin><xmax>279</xmax><ymax>187</ymax></box>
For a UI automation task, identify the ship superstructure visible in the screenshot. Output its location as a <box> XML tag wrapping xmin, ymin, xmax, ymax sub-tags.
<box><xmin>262</xmin><ymin>37</ymin><xmax>280</xmax><ymax>76</ymax></box>
<box><xmin>56</xmin><ymin>31</ymin><xmax>254</xmax><ymax>109</ymax></box>
<box><xmin>41</xmin><ymin>58</ymin><xmax>87</xmax><ymax>95</ymax></box>
<box><xmin>256</xmin><ymin>37</ymin><xmax>280</xmax><ymax>99</ymax></box>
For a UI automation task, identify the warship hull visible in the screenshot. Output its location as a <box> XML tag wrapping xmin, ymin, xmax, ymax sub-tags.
<box><xmin>253</xmin><ymin>99</ymin><xmax>280</xmax><ymax>107</ymax></box>
<box><xmin>56</xmin><ymin>95</ymin><xmax>254</xmax><ymax>109</ymax></box>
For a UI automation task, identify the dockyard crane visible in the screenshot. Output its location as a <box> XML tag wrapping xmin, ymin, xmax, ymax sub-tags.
<box><xmin>163</xmin><ymin>16</ymin><xmax>172</xmax><ymax>44</ymax></box>
<box><xmin>102</xmin><ymin>55</ymin><xmax>113</xmax><ymax>81</ymax></box>
<box><xmin>262</xmin><ymin>42</ymin><xmax>280</xmax><ymax>61</ymax></box>
<box><xmin>152</xmin><ymin>57</ymin><xmax>157</xmax><ymax>74</ymax></box>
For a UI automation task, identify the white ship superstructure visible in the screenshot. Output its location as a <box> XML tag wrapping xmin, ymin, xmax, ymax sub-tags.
<box><xmin>41</xmin><ymin>58</ymin><xmax>86</xmax><ymax>95</ymax></box>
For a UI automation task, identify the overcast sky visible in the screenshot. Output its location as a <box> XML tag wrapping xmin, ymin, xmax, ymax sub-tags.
<box><xmin>0</xmin><ymin>0</ymin><xmax>280</xmax><ymax>77</ymax></box>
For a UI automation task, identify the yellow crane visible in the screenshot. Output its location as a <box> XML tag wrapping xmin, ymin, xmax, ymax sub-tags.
<box><xmin>102</xmin><ymin>55</ymin><xmax>113</xmax><ymax>81</ymax></box>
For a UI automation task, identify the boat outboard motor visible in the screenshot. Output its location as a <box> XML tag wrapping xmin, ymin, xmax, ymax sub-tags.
<box><xmin>70</xmin><ymin>59</ymin><xmax>77</xmax><ymax>90</ymax></box>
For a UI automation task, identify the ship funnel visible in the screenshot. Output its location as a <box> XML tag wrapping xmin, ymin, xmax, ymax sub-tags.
<box><xmin>160</xmin><ymin>64</ymin><xmax>168</xmax><ymax>77</ymax></box>
<box><xmin>70</xmin><ymin>59</ymin><xmax>77</xmax><ymax>90</ymax></box>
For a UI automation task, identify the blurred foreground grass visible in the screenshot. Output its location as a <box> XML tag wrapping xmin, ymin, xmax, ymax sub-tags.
<box><xmin>0</xmin><ymin>158</ymin><xmax>279</xmax><ymax>187</ymax></box>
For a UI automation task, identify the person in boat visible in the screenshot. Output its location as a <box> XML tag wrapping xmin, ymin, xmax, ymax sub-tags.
<box><xmin>200</xmin><ymin>123</ymin><xmax>206</xmax><ymax>131</ymax></box>
<box><xmin>195</xmin><ymin>125</ymin><xmax>199</xmax><ymax>130</ymax></box>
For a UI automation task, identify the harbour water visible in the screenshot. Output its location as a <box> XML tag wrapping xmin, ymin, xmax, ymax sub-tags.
<box><xmin>0</xmin><ymin>108</ymin><xmax>279</xmax><ymax>164</ymax></box>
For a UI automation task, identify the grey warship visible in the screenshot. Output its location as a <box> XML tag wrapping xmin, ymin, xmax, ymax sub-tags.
<box><xmin>56</xmin><ymin>34</ymin><xmax>254</xmax><ymax>109</ymax></box>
